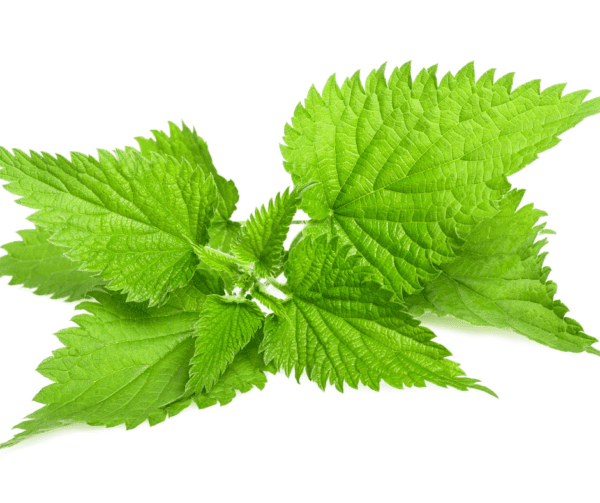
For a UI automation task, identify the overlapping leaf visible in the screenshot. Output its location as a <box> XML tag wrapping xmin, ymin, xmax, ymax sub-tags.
<box><xmin>262</xmin><ymin>235</ymin><xmax>494</xmax><ymax>394</ymax></box>
<box><xmin>0</xmin><ymin>226</ymin><xmax>105</xmax><ymax>301</ymax></box>
<box><xmin>406</xmin><ymin>189</ymin><xmax>599</xmax><ymax>355</ymax></box>
<box><xmin>187</xmin><ymin>295</ymin><xmax>265</xmax><ymax>393</ymax></box>
<box><xmin>0</xmin><ymin>148</ymin><xmax>218</xmax><ymax>305</ymax></box>
<box><xmin>0</xmin><ymin>283</ymin><xmax>207</xmax><ymax>449</ymax></box>
<box><xmin>282</xmin><ymin>62</ymin><xmax>600</xmax><ymax>297</ymax></box>
<box><xmin>1</xmin><ymin>65</ymin><xmax>599</xmax><ymax>450</ymax></box>
<box><xmin>135</xmin><ymin>121</ymin><xmax>238</xmax><ymax>220</ymax></box>
<box><xmin>0</xmin><ymin>271</ymin><xmax>273</xmax><ymax>448</ymax></box>
<box><xmin>190</xmin><ymin>331</ymin><xmax>272</xmax><ymax>409</ymax></box>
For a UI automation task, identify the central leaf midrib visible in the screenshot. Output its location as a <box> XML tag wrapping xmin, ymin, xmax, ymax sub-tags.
<box><xmin>330</xmin><ymin>85</ymin><xmax>570</xmax><ymax>213</ymax></box>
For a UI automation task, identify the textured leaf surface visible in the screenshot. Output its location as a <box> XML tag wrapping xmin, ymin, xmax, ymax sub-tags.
<box><xmin>196</xmin><ymin>246</ymin><xmax>243</xmax><ymax>275</ymax></box>
<box><xmin>192</xmin><ymin>332</ymin><xmax>272</xmax><ymax>409</ymax></box>
<box><xmin>169</xmin><ymin>268</ymin><xmax>226</xmax><ymax>310</ymax></box>
<box><xmin>406</xmin><ymin>189</ymin><xmax>599</xmax><ymax>355</ymax></box>
<box><xmin>262</xmin><ymin>235</ymin><xmax>493</xmax><ymax>394</ymax></box>
<box><xmin>210</xmin><ymin>219</ymin><xmax>242</xmax><ymax>253</ymax></box>
<box><xmin>187</xmin><ymin>295</ymin><xmax>265</xmax><ymax>393</ymax></box>
<box><xmin>232</xmin><ymin>186</ymin><xmax>302</xmax><ymax>276</ymax></box>
<box><xmin>282</xmin><ymin>63</ymin><xmax>600</xmax><ymax>297</ymax></box>
<box><xmin>0</xmin><ymin>227</ymin><xmax>105</xmax><ymax>301</ymax></box>
<box><xmin>0</xmin><ymin>148</ymin><xmax>218</xmax><ymax>305</ymax></box>
<box><xmin>135</xmin><ymin>122</ymin><xmax>238</xmax><ymax>220</ymax></box>
<box><xmin>0</xmin><ymin>279</ymin><xmax>213</xmax><ymax>449</ymax></box>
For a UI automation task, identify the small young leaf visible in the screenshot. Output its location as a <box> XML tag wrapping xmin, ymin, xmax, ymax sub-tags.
<box><xmin>187</xmin><ymin>295</ymin><xmax>265</xmax><ymax>393</ymax></box>
<box><xmin>0</xmin><ymin>226</ymin><xmax>105</xmax><ymax>301</ymax></box>
<box><xmin>262</xmin><ymin>235</ymin><xmax>493</xmax><ymax>395</ymax></box>
<box><xmin>405</xmin><ymin>189</ymin><xmax>599</xmax><ymax>354</ymax></box>
<box><xmin>232</xmin><ymin>183</ymin><xmax>312</xmax><ymax>276</ymax></box>
<box><xmin>0</xmin><ymin>149</ymin><xmax>218</xmax><ymax>305</ymax></box>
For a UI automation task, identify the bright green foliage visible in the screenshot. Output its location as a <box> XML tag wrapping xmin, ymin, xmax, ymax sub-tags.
<box><xmin>406</xmin><ymin>189</ymin><xmax>599</xmax><ymax>355</ymax></box>
<box><xmin>210</xmin><ymin>219</ymin><xmax>242</xmax><ymax>253</ymax></box>
<box><xmin>262</xmin><ymin>235</ymin><xmax>494</xmax><ymax>395</ymax></box>
<box><xmin>192</xmin><ymin>331</ymin><xmax>272</xmax><ymax>409</ymax></box>
<box><xmin>135</xmin><ymin>121</ymin><xmax>238</xmax><ymax>220</ymax></box>
<box><xmin>187</xmin><ymin>295</ymin><xmax>264</xmax><ymax>393</ymax></box>
<box><xmin>196</xmin><ymin>245</ymin><xmax>243</xmax><ymax>275</ymax></box>
<box><xmin>0</xmin><ymin>283</ymin><xmax>209</xmax><ymax>449</ymax></box>
<box><xmin>0</xmin><ymin>226</ymin><xmax>105</xmax><ymax>301</ymax></box>
<box><xmin>282</xmin><ymin>62</ymin><xmax>600</xmax><ymax>298</ymax></box>
<box><xmin>1</xmin><ymin>65</ymin><xmax>599</xmax><ymax>448</ymax></box>
<box><xmin>0</xmin><ymin>148</ymin><xmax>218</xmax><ymax>306</ymax></box>
<box><xmin>1</xmin><ymin>268</ymin><xmax>272</xmax><ymax>448</ymax></box>
<box><xmin>170</xmin><ymin>268</ymin><xmax>226</xmax><ymax>310</ymax></box>
<box><xmin>232</xmin><ymin>186</ymin><xmax>303</xmax><ymax>276</ymax></box>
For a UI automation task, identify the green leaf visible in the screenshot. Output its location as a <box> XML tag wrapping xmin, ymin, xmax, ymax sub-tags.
<box><xmin>135</xmin><ymin>121</ymin><xmax>239</xmax><ymax>220</ymax></box>
<box><xmin>0</xmin><ymin>280</ymin><xmax>211</xmax><ymax>449</ymax></box>
<box><xmin>192</xmin><ymin>330</ymin><xmax>272</xmax><ymax>409</ymax></box>
<box><xmin>0</xmin><ymin>226</ymin><xmax>105</xmax><ymax>301</ymax></box>
<box><xmin>282</xmin><ymin>63</ymin><xmax>600</xmax><ymax>298</ymax></box>
<box><xmin>262</xmin><ymin>235</ymin><xmax>493</xmax><ymax>395</ymax></box>
<box><xmin>232</xmin><ymin>185</ymin><xmax>304</xmax><ymax>276</ymax></box>
<box><xmin>196</xmin><ymin>245</ymin><xmax>243</xmax><ymax>276</ymax></box>
<box><xmin>169</xmin><ymin>268</ymin><xmax>225</xmax><ymax>311</ymax></box>
<box><xmin>405</xmin><ymin>189</ymin><xmax>599</xmax><ymax>355</ymax></box>
<box><xmin>0</xmin><ymin>148</ymin><xmax>218</xmax><ymax>306</ymax></box>
<box><xmin>209</xmin><ymin>219</ymin><xmax>242</xmax><ymax>253</ymax></box>
<box><xmin>187</xmin><ymin>295</ymin><xmax>265</xmax><ymax>393</ymax></box>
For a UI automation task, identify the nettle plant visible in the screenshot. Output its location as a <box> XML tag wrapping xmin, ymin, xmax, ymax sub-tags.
<box><xmin>1</xmin><ymin>63</ymin><xmax>599</xmax><ymax>448</ymax></box>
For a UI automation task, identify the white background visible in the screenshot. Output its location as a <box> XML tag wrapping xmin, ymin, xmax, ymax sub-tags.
<box><xmin>0</xmin><ymin>1</ymin><xmax>599</xmax><ymax>501</ymax></box>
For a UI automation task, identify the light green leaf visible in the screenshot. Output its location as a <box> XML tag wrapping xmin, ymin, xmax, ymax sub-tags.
<box><xmin>192</xmin><ymin>330</ymin><xmax>272</xmax><ymax>409</ymax></box>
<box><xmin>168</xmin><ymin>268</ymin><xmax>225</xmax><ymax>311</ymax></box>
<box><xmin>187</xmin><ymin>295</ymin><xmax>265</xmax><ymax>393</ymax></box>
<box><xmin>262</xmin><ymin>235</ymin><xmax>493</xmax><ymax>395</ymax></box>
<box><xmin>0</xmin><ymin>226</ymin><xmax>105</xmax><ymax>301</ymax></box>
<box><xmin>282</xmin><ymin>63</ymin><xmax>600</xmax><ymax>298</ymax></box>
<box><xmin>196</xmin><ymin>245</ymin><xmax>243</xmax><ymax>276</ymax></box>
<box><xmin>135</xmin><ymin>121</ymin><xmax>239</xmax><ymax>220</ymax></box>
<box><xmin>0</xmin><ymin>280</ymin><xmax>211</xmax><ymax>449</ymax></box>
<box><xmin>209</xmin><ymin>218</ymin><xmax>242</xmax><ymax>253</ymax></box>
<box><xmin>0</xmin><ymin>148</ymin><xmax>218</xmax><ymax>306</ymax></box>
<box><xmin>232</xmin><ymin>185</ymin><xmax>304</xmax><ymax>276</ymax></box>
<box><xmin>405</xmin><ymin>189</ymin><xmax>599</xmax><ymax>355</ymax></box>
